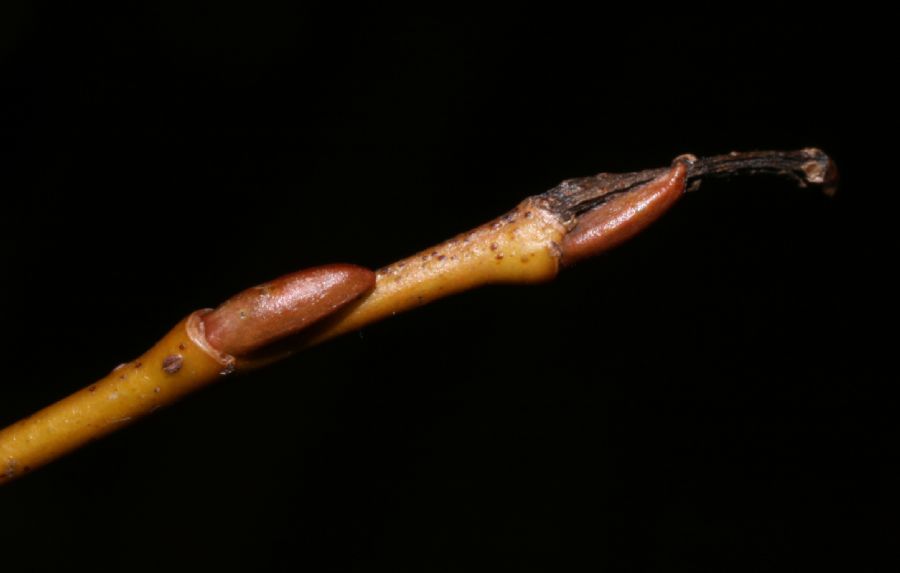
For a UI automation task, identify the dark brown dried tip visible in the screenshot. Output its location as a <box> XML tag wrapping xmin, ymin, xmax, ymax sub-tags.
<box><xmin>683</xmin><ymin>148</ymin><xmax>838</xmax><ymax>196</ymax></box>
<box><xmin>202</xmin><ymin>264</ymin><xmax>376</xmax><ymax>358</ymax></box>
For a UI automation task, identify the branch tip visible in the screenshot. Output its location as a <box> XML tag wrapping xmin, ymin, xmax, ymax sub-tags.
<box><xmin>541</xmin><ymin>148</ymin><xmax>837</xmax><ymax>221</ymax></box>
<box><xmin>683</xmin><ymin>148</ymin><xmax>838</xmax><ymax>196</ymax></box>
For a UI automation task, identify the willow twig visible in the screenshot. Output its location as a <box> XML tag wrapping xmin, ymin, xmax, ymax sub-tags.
<box><xmin>0</xmin><ymin>148</ymin><xmax>836</xmax><ymax>484</ymax></box>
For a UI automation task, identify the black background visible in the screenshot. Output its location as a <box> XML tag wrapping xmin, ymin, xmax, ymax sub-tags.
<box><xmin>0</xmin><ymin>3</ymin><xmax>890</xmax><ymax>571</ymax></box>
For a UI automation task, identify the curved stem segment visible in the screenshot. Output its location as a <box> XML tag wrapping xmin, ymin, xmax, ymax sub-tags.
<box><xmin>682</xmin><ymin>148</ymin><xmax>837</xmax><ymax>196</ymax></box>
<box><xmin>0</xmin><ymin>148</ymin><xmax>835</xmax><ymax>484</ymax></box>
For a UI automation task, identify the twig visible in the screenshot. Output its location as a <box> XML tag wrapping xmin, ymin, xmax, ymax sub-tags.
<box><xmin>0</xmin><ymin>149</ymin><xmax>836</xmax><ymax>484</ymax></box>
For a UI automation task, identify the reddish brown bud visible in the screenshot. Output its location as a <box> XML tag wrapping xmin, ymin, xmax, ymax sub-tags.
<box><xmin>202</xmin><ymin>264</ymin><xmax>375</xmax><ymax>358</ymax></box>
<box><xmin>560</xmin><ymin>161</ymin><xmax>687</xmax><ymax>267</ymax></box>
